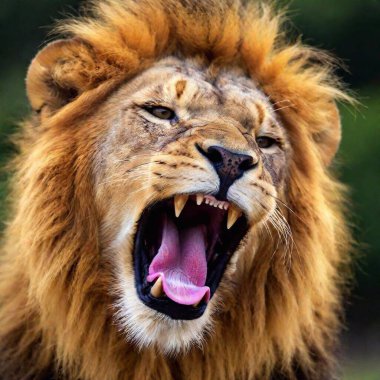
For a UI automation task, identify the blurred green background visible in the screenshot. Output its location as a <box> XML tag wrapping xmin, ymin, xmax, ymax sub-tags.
<box><xmin>0</xmin><ymin>1</ymin><xmax>379</xmax><ymax>379</ymax></box>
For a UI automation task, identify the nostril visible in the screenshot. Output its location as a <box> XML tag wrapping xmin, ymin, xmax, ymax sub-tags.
<box><xmin>239</xmin><ymin>157</ymin><xmax>255</xmax><ymax>171</ymax></box>
<box><xmin>206</xmin><ymin>146</ymin><xmax>224</xmax><ymax>165</ymax></box>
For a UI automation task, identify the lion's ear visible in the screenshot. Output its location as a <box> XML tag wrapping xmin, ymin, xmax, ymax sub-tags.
<box><xmin>26</xmin><ymin>39</ymin><xmax>97</xmax><ymax>113</ymax></box>
<box><xmin>312</xmin><ymin>102</ymin><xmax>341</xmax><ymax>166</ymax></box>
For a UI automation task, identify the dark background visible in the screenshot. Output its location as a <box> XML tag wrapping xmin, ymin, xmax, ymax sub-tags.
<box><xmin>1</xmin><ymin>1</ymin><xmax>379</xmax><ymax>378</ymax></box>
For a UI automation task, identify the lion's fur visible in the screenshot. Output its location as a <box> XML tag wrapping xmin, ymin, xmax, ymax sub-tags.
<box><xmin>0</xmin><ymin>1</ymin><xmax>353</xmax><ymax>379</ymax></box>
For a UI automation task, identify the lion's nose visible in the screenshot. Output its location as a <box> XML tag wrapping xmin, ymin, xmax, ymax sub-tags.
<box><xmin>198</xmin><ymin>145</ymin><xmax>257</xmax><ymax>198</ymax></box>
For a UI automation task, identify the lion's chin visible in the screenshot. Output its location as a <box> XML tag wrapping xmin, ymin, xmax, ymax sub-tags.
<box><xmin>132</xmin><ymin>193</ymin><xmax>249</xmax><ymax>320</ymax></box>
<box><xmin>114</xmin><ymin>277</ymin><xmax>216</xmax><ymax>355</ymax></box>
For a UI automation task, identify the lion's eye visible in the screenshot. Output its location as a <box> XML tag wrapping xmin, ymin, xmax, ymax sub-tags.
<box><xmin>144</xmin><ymin>105</ymin><xmax>177</xmax><ymax>121</ymax></box>
<box><xmin>257</xmin><ymin>136</ymin><xmax>277</xmax><ymax>149</ymax></box>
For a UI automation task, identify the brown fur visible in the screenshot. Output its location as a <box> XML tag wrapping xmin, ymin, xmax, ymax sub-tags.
<box><xmin>0</xmin><ymin>1</ymin><xmax>353</xmax><ymax>379</ymax></box>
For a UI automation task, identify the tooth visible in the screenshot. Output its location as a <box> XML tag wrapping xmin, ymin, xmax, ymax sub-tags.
<box><xmin>196</xmin><ymin>194</ymin><xmax>204</xmax><ymax>205</ymax></box>
<box><xmin>150</xmin><ymin>277</ymin><xmax>163</xmax><ymax>298</ymax></box>
<box><xmin>224</xmin><ymin>203</ymin><xmax>229</xmax><ymax>210</ymax></box>
<box><xmin>174</xmin><ymin>194</ymin><xmax>189</xmax><ymax>217</ymax></box>
<box><xmin>218</xmin><ymin>203</ymin><xmax>224</xmax><ymax>209</ymax></box>
<box><xmin>205</xmin><ymin>199</ymin><xmax>210</xmax><ymax>205</ymax></box>
<box><xmin>227</xmin><ymin>206</ymin><xmax>242</xmax><ymax>229</ymax></box>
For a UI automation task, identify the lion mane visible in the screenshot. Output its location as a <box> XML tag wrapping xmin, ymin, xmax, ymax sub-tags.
<box><xmin>0</xmin><ymin>0</ymin><xmax>352</xmax><ymax>379</ymax></box>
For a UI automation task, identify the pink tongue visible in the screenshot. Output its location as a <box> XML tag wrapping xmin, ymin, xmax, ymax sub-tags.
<box><xmin>147</xmin><ymin>217</ymin><xmax>210</xmax><ymax>305</ymax></box>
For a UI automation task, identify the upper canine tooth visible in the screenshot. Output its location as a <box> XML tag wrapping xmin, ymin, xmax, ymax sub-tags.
<box><xmin>196</xmin><ymin>194</ymin><xmax>204</xmax><ymax>206</ymax></box>
<box><xmin>174</xmin><ymin>194</ymin><xmax>189</xmax><ymax>217</ymax></box>
<box><xmin>150</xmin><ymin>277</ymin><xmax>163</xmax><ymax>298</ymax></box>
<box><xmin>227</xmin><ymin>206</ymin><xmax>242</xmax><ymax>229</ymax></box>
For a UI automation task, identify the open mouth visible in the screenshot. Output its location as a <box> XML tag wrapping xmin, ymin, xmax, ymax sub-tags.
<box><xmin>133</xmin><ymin>194</ymin><xmax>249</xmax><ymax>320</ymax></box>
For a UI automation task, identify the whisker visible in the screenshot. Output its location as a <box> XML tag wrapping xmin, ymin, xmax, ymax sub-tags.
<box><xmin>261</xmin><ymin>190</ymin><xmax>308</xmax><ymax>226</ymax></box>
<box><xmin>247</xmin><ymin>193</ymin><xmax>288</xmax><ymax>263</ymax></box>
<box><xmin>268</xmin><ymin>211</ymin><xmax>292</xmax><ymax>270</ymax></box>
<box><xmin>274</xmin><ymin>105</ymin><xmax>293</xmax><ymax>112</ymax></box>
<box><xmin>249</xmin><ymin>183</ymin><xmax>297</xmax><ymax>271</ymax></box>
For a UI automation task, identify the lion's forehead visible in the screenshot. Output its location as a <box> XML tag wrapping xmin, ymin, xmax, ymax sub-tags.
<box><xmin>115</xmin><ymin>57</ymin><xmax>279</xmax><ymax>130</ymax></box>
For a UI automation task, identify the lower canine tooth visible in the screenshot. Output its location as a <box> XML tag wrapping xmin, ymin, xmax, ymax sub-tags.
<box><xmin>174</xmin><ymin>194</ymin><xmax>189</xmax><ymax>217</ymax></box>
<box><xmin>150</xmin><ymin>277</ymin><xmax>163</xmax><ymax>298</ymax></box>
<box><xmin>227</xmin><ymin>206</ymin><xmax>242</xmax><ymax>229</ymax></box>
<box><xmin>196</xmin><ymin>194</ymin><xmax>204</xmax><ymax>205</ymax></box>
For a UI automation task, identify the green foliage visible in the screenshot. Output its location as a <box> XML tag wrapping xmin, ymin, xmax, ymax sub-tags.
<box><xmin>338</xmin><ymin>89</ymin><xmax>380</xmax><ymax>322</ymax></box>
<box><xmin>288</xmin><ymin>0</ymin><xmax>380</xmax><ymax>86</ymax></box>
<box><xmin>344</xmin><ymin>362</ymin><xmax>380</xmax><ymax>380</ymax></box>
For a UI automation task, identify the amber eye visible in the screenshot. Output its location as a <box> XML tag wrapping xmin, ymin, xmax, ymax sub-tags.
<box><xmin>144</xmin><ymin>105</ymin><xmax>177</xmax><ymax>121</ymax></box>
<box><xmin>257</xmin><ymin>136</ymin><xmax>277</xmax><ymax>149</ymax></box>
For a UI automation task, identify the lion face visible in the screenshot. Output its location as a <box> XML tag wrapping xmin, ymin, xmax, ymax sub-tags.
<box><xmin>93</xmin><ymin>57</ymin><xmax>290</xmax><ymax>352</ymax></box>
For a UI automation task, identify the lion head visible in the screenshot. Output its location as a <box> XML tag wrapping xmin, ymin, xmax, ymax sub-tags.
<box><xmin>0</xmin><ymin>1</ymin><xmax>352</xmax><ymax>379</ymax></box>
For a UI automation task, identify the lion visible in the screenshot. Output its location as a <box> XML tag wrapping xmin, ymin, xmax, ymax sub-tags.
<box><xmin>0</xmin><ymin>0</ymin><xmax>353</xmax><ymax>379</ymax></box>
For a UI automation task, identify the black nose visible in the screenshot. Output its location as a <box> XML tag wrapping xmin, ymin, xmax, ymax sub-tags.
<box><xmin>198</xmin><ymin>145</ymin><xmax>257</xmax><ymax>199</ymax></box>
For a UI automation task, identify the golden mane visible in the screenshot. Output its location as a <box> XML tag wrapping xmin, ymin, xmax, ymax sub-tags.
<box><xmin>0</xmin><ymin>1</ymin><xmax>352</xmax><ymax>379</ymax></box>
